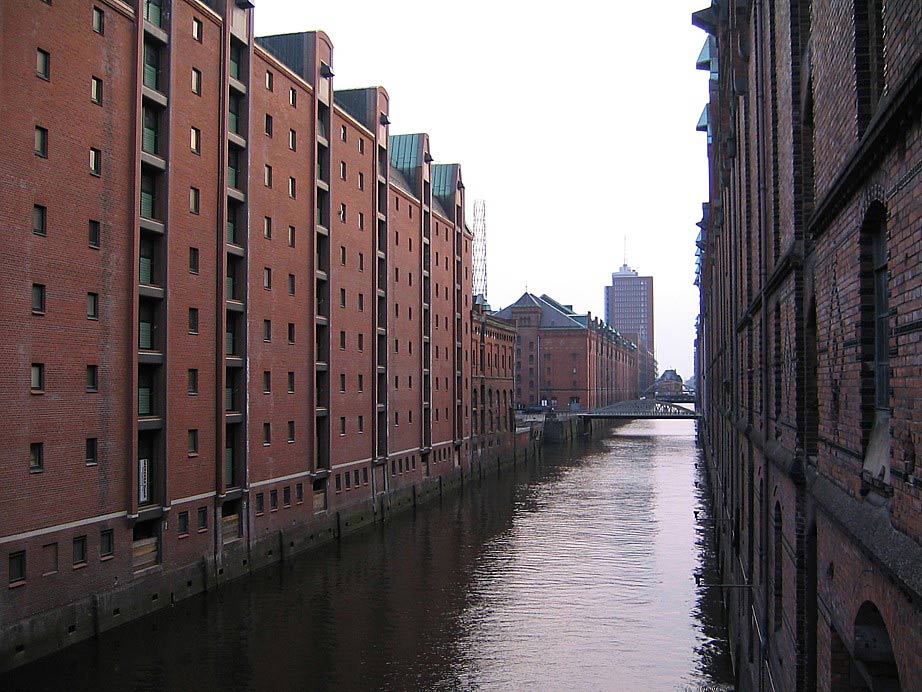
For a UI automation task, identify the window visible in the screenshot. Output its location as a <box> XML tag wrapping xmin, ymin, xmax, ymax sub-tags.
<box><xmin>340</xmin><ymin>161</ymin><xmax>346</xmax><ymax>179</ymax></box>
<box><xmin>358</xmin><ymin>333</ymin><xmax>364</xmax><ymax>351</ymax></box>
<box><xmin>178</xmin><ymin>512</ymin><xmax>189</xmax><ymax>536</ymax></box>
<box><xmin>287</xmin><ymin>323</ymin><xmax>295</xmax><ymax>344</ymax></box>
<box><xmin>191</xmin><ymin>68</ymin><xmax>202</xmax><ymax>95</ymax></box>
<box><xmin>86</xmin><ymin>438</ymin><xmax>98</xmax><ymax>465</ymax></box>
<box><xmin>358</xmin><ymin>212</ymin><xmax>364</xmax><ymax>230</ymax></box>
<box><xmin>263</xmin><ymin>319</ymin><xmax>271</xmax><ymax>342</ymax></box>
<box><xmin>289</xmin><ymin>129</ymin><xmax>297</xmax><ymax>150</ymax></box>
<box><xmin>340</xmin><ymin>125</ymin><xmax>347</xmax><ymax>141</ymax></box>
<box><xmin>265</xmin><ymin>71</ymin><xmax>274</xmax><ymax>90</ymax></box>
<box><xmin>36</xmin><ymin>48</ymin><xmax>50</xmax><ymax>79</ymax></box>
<box><xmin>340</xmin><ymin>288</ymin><xmax>346</xmax><ymax>307</ymax></box>
<box><xmin>339</xmin><ymin>417</ymin><xmax>346</xmax><ymax>435</ymax></box>
<box><xmin>287</xmin><ymin>371</ymin><xmax>295</xmax><ymax>393</ymax></box>
<box><xmin>187</xmin><ymin>369</ymin><xmax>198</xmax><ymax>394</ymax></box>
<box><xmin>264</xmin><ymin>164</ymin><xmax>272</xmax><ymax>187</ymax></box>
<box><xmin>855</xmin><ymin>0</ymin><xmax>885</xmax><ymax>135</ymax></box>
<box><xmin>338</xmin><ymin>203</ymin><xmax>346</xmax><ymax>223</ymax></box>
<box><xmin>263</xmin><ymin>422</ymin><xmax>271</xmax><ymax>445</ymax></box>
<box><xmin>189</xmin><ymin>247</ymin><xmax>199</xmax><ymax>274</ymax></box>
<box><xmin>287</xmin><ymin>421</ymin><xmax>295</xmax><ymax>443</ymax></box>
<box><xmin>358</xmin><ymin>253</ymin><xmax>364</xmax><ymax>271</ymax></box>
<box><xmin>86</xmin><ymin>365</ymin><xmax>98</xmax><ymax>392</ymax></box>
<box><xmin>89</xmin><ymin>148</ymin><xmax>101</xmax><ymax>175</ymax></box>
<box><xmin>339</xmin><ymin>331</ymin><xmax>346</xmax><ymax>350</ymax></box>
<box><xmin>255</xmin><ymin>493</ymin><xmax>264</xmax><ymax>514</ymax></box>
<box><xmin>265</xmin><ymin>114</ymin><xmax>273</xmax><ymax>136</ymax></box>
<box><xmin>357</xmin><ymin>374</ymin><xmax>363</xmax><ymax>392</ymax></box>
<box><xmin>288</xmin><ymin>274</ymin><xmax>295</xmax><ymax>295</ymax></box>
<box><xmin>192</xmin><ymin>16</ymin><xmax>203</xmax><ymax>41</ymax></box>
<box><xmin>358</xmin><ymin>172</ymin><xmax>364</xmax><ymax>190</ymax></box>
<box><xmin>288</xmin><ymin>226</ymin><xmax>296</xmax><ymax>247</ymax></box>
<box><xmin>358</xmin><ymin>415</ymin><xmax>364</xmax><ymax>433</ymax></box>
<box><xmin>197</xmin><ymin>507</ymin><xmax>207</xmax><ymax>530</ymax></box>
<box><xmin>289</xmin><ymin>87</ymin><xmax>297</xmax><ymax>106</ymax></box>
<box><xmin>288</xmin><ymin>177</ymin><xmax>296</xmax><ymax>198</ymax></box>
<box><xmin>773</xmin><ymin>502</ymin><xmax>783</xmax><ymax>631</ymax></box>
<box><xmin>144</xmin><ymin>0</ymin><xmax>163</xmax><ymax>26</ymax></box>
<box><xmin>270</xmin><ymin>489</ymin><xmax>278</xmax><ymax>510</ymax></box>
<box><xmin>296</xmin><ymin>483</ymin><xmax>303</xmax><ymax>503</ymax></box>
<box><xmin>188</xmin><ymin>308</ymin><xmax>199</xmax><ymax>334</ymax></box>
<box><xmin>188</xmin><ymin>429</ymin><xmax>199</xmax><ymax>455</ymax></box>
<box><xmin>30</xmin><ymin>442</ymin><xmax>43</xmax><ymax>471</ymax></box>
<box><xmin>30</xmin><ymin>205</ymin><xmax>47</xmax><ymax>237</ymax></box>
<box><xmin>339</xmin><ymin>373</ymin><xmax>346</xmax><ymax>392</ymax></box>
<box><xmin>358</xmin><ymin>294</ymin><xmax>364</xmax><ymax>312</ymax></box>
<box><xmin>340</xmin><ymin>246</ymin><xmax>347</xmax><ymax>265</ymax></box>
<box><xmin>73</xmin><ymin>536</ymin><xmax>87</xmax><ymax>566</ymax></box>
<box><xmin>190</xmin><ymin>127</ymin><xmax>201</xmax><ymax>154</ymax></box>
<box><xmin>189</xmin><ymin>187</ymin><xmax>200</xmax><ymax>214</ymax></box>
<box><xmin>263</xmin><ymin>370</ymin><xmax>271</xmax><ymax>393</ymax></box>
<box><xmin>263</xmin><ymin>267</ymin><xmax>272</xmax><ymax>290</ymax></box>
<box><xmin>93</xmin><ymin>6</ymin><xmax>106</xmax><ymax>34</ymax></box>
<box><xmin>31</xmin><ymin>363</ymin><xmax>44</xmax><ymax>392</ymax></box>
<box><xmin>100</xmin><ymin>529</ymin><xmax>114</xmax><ymax>557</ymax></box>
<box><xmin>335</xmin><ymin>474</ymin><xmax>342</xmax><ymax>492</ymax></box>
<box><xmin>32</xmin><ymin>284</ymin><xmax>46</xmax><ymax>314</ymax></box>
<box><xmin>35</xmin><ymin>126</ymin><xmax>48</xmax><ymax>157</ymax></box>
<box><xmin>87</xmin><ymin>292</ymin><xmax>99</xmax><ymax>319</ymax></box>
<box><xmin>91</xmin><ymin>76</ymin><xmax>103</xmax><ymax>104</ymax></box>
<box><xmin>358</xmin><ymin>138</ymin><xmax>365</xmax><ymax>154</ymax></box>
<box><xmin>263</xmin><ymin>216</ymin><xmax>272</xmax><ymax>239</ymax></box>
<box><xmin>88</xmin><ymin>219</ymin><xmax>100</xmax><ymax>247</ymax></box>
<box><xmin>9</xmin><ymin>552</ymin><xmax>26</xmax><ymax>584</ymax></box>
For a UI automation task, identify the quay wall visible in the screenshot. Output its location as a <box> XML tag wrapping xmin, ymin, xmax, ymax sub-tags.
<box><xmin>1</xmin><ymin>429</ymin><xmax>541</xmax><ymax>672</ymax></box>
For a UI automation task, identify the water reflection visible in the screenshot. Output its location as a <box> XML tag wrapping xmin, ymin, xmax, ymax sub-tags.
<box><xmin>5</xmin><ymin>419</ymin><xmax>732</xmax><ymax>691</ymax></box>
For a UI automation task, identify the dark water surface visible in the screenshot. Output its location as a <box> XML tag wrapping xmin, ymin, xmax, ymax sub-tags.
<box><xmin>5</xmin><ymin>419</ymin><xmax>733</xmax><ymax>691</ymax></box>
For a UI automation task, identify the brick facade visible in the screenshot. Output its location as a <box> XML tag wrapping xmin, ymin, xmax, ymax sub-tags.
<box><xmin>0</xmin><ymin>0</ymin><xmax>515</xmax><ymax>669</ymax></box>
<box><xmin>694</xmin><ymin>0</ymin><xmax>921</xmax><ymax>689</ymax></box>
<box><xmin>494</xmin><ymin>293</ymin><xmax>639</xmax><ymax>411</ymax></box>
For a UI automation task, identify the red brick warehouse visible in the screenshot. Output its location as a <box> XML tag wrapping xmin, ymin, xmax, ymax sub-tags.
<box><xmin>694</xmin><ymin>0</ymin><xmax>922</xmax><ymax>688</ymax></box>
<box><xmin>0</xmin><ymin>0</ymin><xmax>518</xmax><ymax>670</ymax></box>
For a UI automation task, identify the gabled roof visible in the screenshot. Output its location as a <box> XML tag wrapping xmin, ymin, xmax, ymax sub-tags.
<box><xmin>493</xmin><ymin>293</ymin><xmax>584</xmax><ymax>329</ymax></box>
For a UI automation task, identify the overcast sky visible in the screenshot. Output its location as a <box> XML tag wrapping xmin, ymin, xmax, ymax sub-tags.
<box><xmin>255</xmin><ymin>1</ymin><xmax>710</xmax><ymax>380</ymax></box>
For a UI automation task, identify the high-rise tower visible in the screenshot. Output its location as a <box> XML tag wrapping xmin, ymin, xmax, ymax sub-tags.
<box><xmin>605</xmin><ymin>263</ymin><xmax>655</xmax><ymax>393</ymax></box>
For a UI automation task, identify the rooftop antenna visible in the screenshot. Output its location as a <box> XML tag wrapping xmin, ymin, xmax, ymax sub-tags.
<box><xmin>472</xmin><ymin>199</ymin><xmax>487</xmax><ymax>299</ymax></box>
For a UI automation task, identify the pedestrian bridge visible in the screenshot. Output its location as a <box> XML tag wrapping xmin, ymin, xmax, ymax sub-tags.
<box><xmin>581</xmin><ymin>399</ymin><xmax>699</xmax><ymax>420</ymax></box>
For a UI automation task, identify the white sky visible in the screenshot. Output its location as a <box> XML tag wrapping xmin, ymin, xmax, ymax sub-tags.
<box><xmin>255</xmin><ymin>1</ymin><xmax>711</xmax><ymax>380</ymax></box>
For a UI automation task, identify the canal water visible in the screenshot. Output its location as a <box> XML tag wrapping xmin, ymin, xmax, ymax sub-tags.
<box><xmin>5</xmin><ymin>418</ymin><xmax>733</xmax><ymax>691</ymax></box>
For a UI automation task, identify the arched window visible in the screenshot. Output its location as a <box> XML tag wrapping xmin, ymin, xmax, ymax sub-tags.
<box><xmin>854</xmin><ymin>601</ymin><xmax>901</xmax><ymax>690</ymax></box>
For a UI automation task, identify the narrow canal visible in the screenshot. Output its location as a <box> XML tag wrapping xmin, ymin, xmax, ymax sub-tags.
<box><xmin>5</xmin><ymin>418</ymin><xmax>733</xmax><ymax>691</ymax></box>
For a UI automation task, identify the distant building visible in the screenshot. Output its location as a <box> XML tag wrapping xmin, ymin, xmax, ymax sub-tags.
<box><xmin>470</xmin><ymin>297</ymin><xmax>516</xmax><ymax>464</ymax></box>
<box><xmin>494</xmin><ymin>293</ymin><xmax>638</xmax><ymax>410</ymax></box>
<box><xmin>604</xmin><ymin>264</ymin><xmax>656</xmax><ymax>393</ymax></box>
<box><xmin>654</xmin><ymin>369</ymin><xmax>684</xmax><ymax>398</ymax></box>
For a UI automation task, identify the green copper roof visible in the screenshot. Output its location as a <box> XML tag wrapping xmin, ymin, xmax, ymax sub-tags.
<box><xmin>696</xmin><ymin>37</ymin><xmax>711</xmax><ymax>71</ymax></box>
<box><xmin>432</xmin><ymin>164</ymin><xmax>457</xmax><ymax>196</ymax></box>
<box><xmin>389</xmin><ymin>134</ymin><xmax>425</xmax><ymax>192</ymax></box>
<box><xmin>697</xmin><ymin>104</ymin><xmax>709</xmax><ymax>131</ymax></box>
